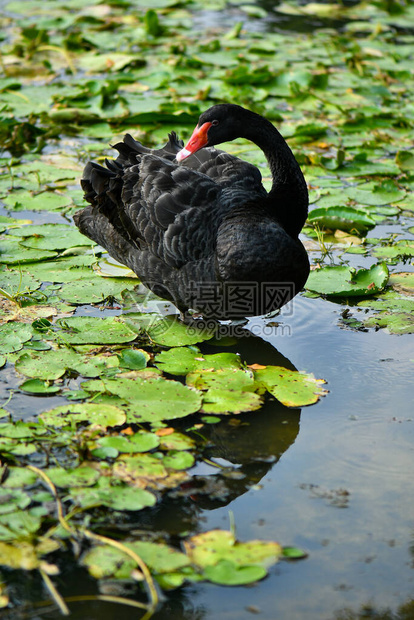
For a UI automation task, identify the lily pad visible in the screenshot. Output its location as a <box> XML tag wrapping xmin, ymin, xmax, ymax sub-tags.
<box><xmin>83</xmin><ymin>540</ymin><xmax>190</xmax><ymax>580</ymax></box>
<box><xmin>186</xmin><ymin>368</ymin><xmax>263</xmax><ymax>414</ymax></box>
<box><xmin>0</xmin><ymin>323</ymin><xmax>33</xmax><ymax>354</ymax></box>
<box><xmin>15</xmin><ymin>348</ymin><xmax>118</xmax><ymax>380</ymax></box>
<box><xmin>68</xmin><ymin>479</ymin><xmax>156</xmax><ymax>511</ymax></box>
<box><xmin>203</xmin><ymin>559</ymin><xmax>267</xmax><ymax>586</ymax></box>
<box><xmin>47</xmin><ymin>466</ymin><xmax>100</xmax><ymax>488</ymax></box>
<box><xmin>39</xmin><ymin>403</ymin><xmax>126</xmax><ymax>428</ymax></box>
<box><xmin>82</xmin><ymin>376</ymin><xmax>202</xmax><ymax>423</ymax></box>
<box><xmin>254</xmin><ymin>366</ymin><xmax>327</xmax><ymax>407</ymax></box>
<box><xmin>155</xmin><ymin>346</ymin><xmax>241</xmax><ymax>375</ymax></box>
<box><xmin>308</xmin><ymin>206</ymin><xmax>375</xmax><ymax>234</ymax></box>
<box><xmin>12</xmin><ymin>224</ymin><xmax>95</xmax><ymax>250</ymax></box>
<box><xmin>184</xmin><ymin>529</ymin><xmax>282</xmax><ymax>571</ymax></box>
<box><xmin>58</xmin><ymin>278</ymin><xmax>138</xmax><ymax>304</ymax></box>
<box><xmin>96</xmin><ymin>432</ymin><xmax>160</xmax><ymax>454</ymax></box>
<box><xmin>146</xmin><ymin>316</ymin><xmax>215</xmax><ymax>346</ymax></box>
<box><xmin>54</xmin><ymin>316</ymin><xmax>138</xmax><ymax>345</ymax></box>
<box><xmin>19</xmin><ymin>379</ymin><xmax>60</xmax><ymax>394</ymax></box>
<box><xmin>306</xmin><ymin>263</ymin><xmax>389</xmax><ymax>297</ymax></box>
<box><xmin>372</xmin><ymin>240</ymin><xmax>414</xmax><ymax>260</ymax></box>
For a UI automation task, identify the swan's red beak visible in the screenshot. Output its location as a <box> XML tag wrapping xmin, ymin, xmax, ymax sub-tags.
<box><xmin>176</xmin><ymin>121</ymin><xmax>212</xmax><ymax>162</ymax></box>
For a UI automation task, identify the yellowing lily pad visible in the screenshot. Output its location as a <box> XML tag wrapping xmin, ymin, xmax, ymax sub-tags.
<box><xmin>254</xmin><ymin>366</ymin><xmax>328</xmax><ymax>407</ymax></box>
<box><xmin>184</xmin><ymin>529</ymin><xmax>282</xmax><ymax>571</ymax></box>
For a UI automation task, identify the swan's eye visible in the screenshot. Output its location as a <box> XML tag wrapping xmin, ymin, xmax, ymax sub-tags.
<box><xmin>211</xmin><ymin>120</ymin><xmax>219</xmax><ymax>126</ymax></box>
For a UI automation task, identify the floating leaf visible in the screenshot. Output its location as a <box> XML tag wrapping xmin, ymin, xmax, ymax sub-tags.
<box><xmin>306</xmin><ymin>263</ymin><xmax>389</xmax><ymax>297</ymax></box>
<box><xmin>185</xmin><ymin>529</ymin><xmax>282</xmax><ymax>571</ymax></box>
<box><xmin>203</xmin><ymin>559</ymin><xmax>267</xmax><ymax>586</ymax></box>
<box><xmin>186</xmin><ymin>368</ymin><xmax>262</xmax><ymax>414</ymax></box>
<box><xmin>83</xmin><ymin>540</ymin><xmax>190</xmax><ymax>580</ymax></box>
<box><xmin>47</xmin><ymin>466</ymin><xmax>100</xmax><ymax>488</ymax></box>
<box><xmin>155</xmin><ymin>346</ymin><xmax>241</xmax><ymax>375</ymax></box>
<box><xmin>39</xmin><ymin>403</ymin><xmax>126</xmax><ymax>428</ymax></box>
<box><xmin>15</xmin><ymin>348</ymin><xmax>117</xmax><ymax>380</ymax></box>
<box><xmin>12</xmin><ymin>224</ymin><xmax>95</xmax><ymax>250</ymax></box>
<box><xmin>372</xmin><ymin>240</ymin><xmax>414</xmax><ymax>260</ymax></box>
<box><xmin>19</xmin><ymin>379</ymin><xmax>60</xmax><ymax>394</ymax></box>
<box><xmin>58</xmin><ymin>278</ymin><xmax>138</xmax><ymax>304</ymax></box>
<box><xmin>364</xmin><ymin>312</ymin><xmax>414</xmax><ymax>334</ymax></box>
<box><xmin>68</xmin><ymin>477</ymin><xmax>156</xmax><ymax>511</ymax></box>
<box><xmin>55</xmin><ymin>316</ymin><xmax>137</xmax><ymax>345</ymax></box>
<box><xmin>254</xmin><ymin>366</ymin><xmax>327</xmax><ymax>407</ymax></box>
<box><xmin>82</xmin><ymin>376</ymin><xmax>202</xmax><ymax>423</ymax></box>
<box><xmin>97</xmin><ymin>432</ymin><xmax>160</xmax><ymax>454</ymax></box>
<box><xmin>118</xmin><ymin>348</ymin><xmax>149</xmax><ymax>370</ymax></box>
<box><xmin>146</xmin><ymin>316</ymin><xmax>215</xmax><ymax>346</ymax></box>
<box><xmin>0</xmin><ymin>323</ymin><xmax>33</xmax><ymax>354</ymax></box>
<box><xmin>308</xmin><ymin>206</ymin><xmax>375</xmax><ymax>234</ymax></box>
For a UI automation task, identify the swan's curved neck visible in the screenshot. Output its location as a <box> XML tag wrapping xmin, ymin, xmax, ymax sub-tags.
<box><xmin>243</xmin><ymin>116</ymin><xmax>308</xmax><ymax>238</ymax></box>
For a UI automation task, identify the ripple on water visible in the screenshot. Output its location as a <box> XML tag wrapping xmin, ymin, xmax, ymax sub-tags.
<box><xmin>309</xmin><ymin>413</ymin><xmax>414</xmax><ymax>485</ymax></box>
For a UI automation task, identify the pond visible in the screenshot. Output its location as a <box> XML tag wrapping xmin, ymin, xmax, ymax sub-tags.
<box><xmin>0</xmin><ymin>0</ymin><xmax>413</xmax><ymax>618</ymax></box>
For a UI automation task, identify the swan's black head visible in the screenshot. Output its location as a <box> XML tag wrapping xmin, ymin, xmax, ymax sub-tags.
<box><xmin>176</xmin><ymin>104</ymin><xmax>252</xmax><ymax>162</ymax></box>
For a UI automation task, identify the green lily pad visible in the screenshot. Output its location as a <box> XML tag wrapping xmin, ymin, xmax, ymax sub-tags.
<box><xmin>68</xmin><ymin>479</ymin><xmax>156</xmax><ymax>511</ymax></box>
<box><xmin>306</xmin><ymin>263</ymin><xmax>389</xmax><ymax>297</ymax></box>
<box><xmin>12</xmin><ymin>224</ymin><xmax>95</xmax><ymax>250</ymax></box>
<box><xmin>82</xmin><ymin>376</ymin><xmax>202</xmax><ymax>423</ymax></box>
<box><xmin>364</xmin><ymin>312</ymin><xmax>414</xmax><ymax>334</ymax></box>
<box><xmin>118</xmin><ymin>348</ymin><xmax>149</xmax><ymax>370</ymax></box>
<box><xmin>163</xmin><ymin>451</ymin><xmax>195</xmax><ymax>470</ymax></box>
<box><xmin>15</xmin><ymin>348</ymin><xmax>118</xmax><ymax>380</ymax></box>
<box><xmin>25</xmin><ymin>256</ymin><xmax>97</xmax><ymax>283</ymax></box>
<box><xmin>0</xmin><ymin>238</ymin><xmax>57</xmax><ymax>264</ymax></box>
<box><xmin>0</xmin><ymin>270</ymin><xmax>41</xmax><ymax>296</ymax></box>
<box><xmin>19</xmin><ymin>379</ymin><xmax>60</xmax><ymax>394</ymax></box>
<box><xmin>308</xmin><ymin>206</ymin><xmax>375</xmax><ymax>234</ymax></box>
<box><xmin>388</xmin><ymin>272</ymin><xmax>414</xmax><ymax>294</ymax></box>
<box><xmin>372</xmin><ymin>240</ymin><xmax>414</xmax><ymax>260</ymax></box>
<box><xmin>83</xmin><ymin>540</ymin><xmax>190</xmax><ymax>580</ymax></box>
<box><xmin>203</xmin><ymin>559</ymin><xmax>267</xmax><ymax>586</ymax></box>
<box><xmin>97</xmin><ymin>432</ymin><xmax>160</xmax><ymax>454</ymax></box>
<box><xmin>184</xmin><ymin>529</ymin><xmax>282</xmax><ymax>570</ymax></box>
<box><xmin>254</xmin><ymin>366</ymin><xmax>328</xmax><ymax>407</ymax></box>
<box><xmin>0</xmin><ymin>323</ymin><xmax>33</xmax><ymax>354</ymax></box>
<box><xmin>146</xmin><ymin>316</ymin><xmax>215</xmax><ymax>346</ymax></box>
<box><xmin>2</xmin><ymin>190</ymin><xmax>72</xmax><ymax>212</ymax></box>
<box><xmin>0</xmin><ymin>510</ymin><xmax>42</xmax><ymax>542</ymax></box>
<box><xmin>186</xmin><ymin>368</ymin><xmax>262</xmax><ymax>414</ymax></box>
<box><xmin>58</xmin><ymin>278</ymin><xmax>138</xmax><ymax>304</ymax></box>
<box><xmin>0</xmin><ymin>489</ymin><xmax>31</xmax><ymax>515</ymax></box>
<box><xmin>155</xmin><ymin>346</ymin><xmax>241</xmax><ymax>375</ymax></box>
<box><xmin>54</xmin><ymin>316</ymin><xmax>138</xmax><ymax>345</ymax></box>
<box><xmin>47</xmin><ymin>466</ymin><xmax>100</xmax><ymax>488</ymax></box>
<box><xmin>39</xmin><ymin>403</ymin><xmax>126</xmax><ymax>428</ymax></box>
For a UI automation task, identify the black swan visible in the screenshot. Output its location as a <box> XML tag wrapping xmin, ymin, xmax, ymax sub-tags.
<box><xmin>75</xmin><ymin>104</ymin><xmax>309</xmax><ymax>318</ymax></box>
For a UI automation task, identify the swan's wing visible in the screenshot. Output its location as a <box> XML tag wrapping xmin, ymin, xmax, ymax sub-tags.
<box><xmin>181</xmin><ymin>147</ymin><xmax>265</xmax><ymax>193</ymax></box>
<box><xmin>78</xmin><ymin>152</ymin><xmax>224</xmax><ymax>270</ymax></box>
<box><xmin>111</xmin><ymin>132</ymin><xmax>184</xmax><ymax>166</ymax></box>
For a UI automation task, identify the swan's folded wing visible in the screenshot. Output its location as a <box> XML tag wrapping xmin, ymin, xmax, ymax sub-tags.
<box><xmin>181</xmin><ymin>147</ymin><xmax>265</xmax><ymax>193</ymax></box>
<box><xmin>120</xmin><ymin>154</ymin><xmax>223</xmax><ymax>268</ymax></box>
